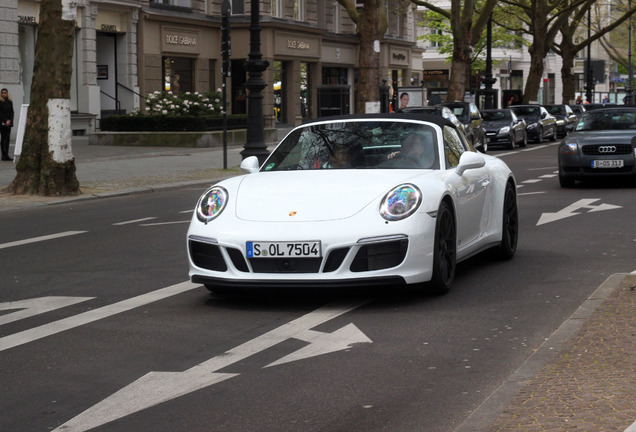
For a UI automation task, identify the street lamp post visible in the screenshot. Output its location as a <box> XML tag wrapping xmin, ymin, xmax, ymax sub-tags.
<box><xmin>585</xmin><ymin>7</ymin><xmax>594</xmax><ymax>103</ymax></box>
<box><xmin>482</xmin><ymin>14</ymin><xmax>497</xmax><ymax>109</ymax></box>
<box><xmin>628</xmin><ymin>0</ymin><xmax>634</xmax><ymax>105</ymax></box>
<box><xmin>241</xmin><ymin>0</ymin><xmax>270</xmax><ymax>164</ymax></box>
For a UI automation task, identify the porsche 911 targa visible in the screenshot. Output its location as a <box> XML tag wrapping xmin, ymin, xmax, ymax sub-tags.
<box><xmin>187</xmin><ymin>114</ymin><xmax>518</xmax><ymax>295</ymax></box>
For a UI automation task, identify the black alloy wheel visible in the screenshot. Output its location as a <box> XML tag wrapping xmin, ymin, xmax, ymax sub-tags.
<box><xmin>496</xmin><ymin>182</ymin><xmax>518</xmax><ymax>260</ymax></box>
<box><xmin>430</xmin><ymin>201</ymin><xmax>456</xmax><ymax>295</ymax></box>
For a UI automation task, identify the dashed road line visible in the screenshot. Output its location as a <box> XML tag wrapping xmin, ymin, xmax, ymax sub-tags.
<box><xmin>0</xmin><ymin>231</ymin><xmax>87</xmax><ymax>250</ymax></box>
<box><xmin>113</xmin><ymin>217</ymin><xmax>157</xmax><ymax>225</ymax></box>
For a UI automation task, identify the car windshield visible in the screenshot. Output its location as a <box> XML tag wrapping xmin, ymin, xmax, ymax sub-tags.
<box><xmin>263</xmin><ymin>120</ymin><xmax>440</xmax><ymax>171</ymax></box>
<box><xmin>482</xmin><ymin>110</ymin><xmax>511</xmax><ymax>121</ymax></box>
<box><xmin>449</xmin><ymin>106</ymin><xmax>468</xmax><ymax>122</ymax></box>
<box><xmin>546</xmin><ymin>106</ymin><xmax>565</xmax><ymax>115</ymax></box>
<box><xmin>576</xmin><ymin>110</ymin><xmax>636</xmax><ymax>131</ymax></box>
<box><xmin>511</xmin><ymin>106</ymin><xmax>540</xmax><ymax>116</ymax></box>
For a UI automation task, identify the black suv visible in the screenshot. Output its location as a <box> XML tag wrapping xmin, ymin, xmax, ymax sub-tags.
<box><xmin>439</xmin><ymin>102</ymin><xmax>487</xmax><ymax>153</ymax></box>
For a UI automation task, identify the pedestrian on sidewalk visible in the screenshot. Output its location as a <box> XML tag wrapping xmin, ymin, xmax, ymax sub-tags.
<box><xmin>0</xmin><ymin>88</ymin><xmax>14</xmax><ymax>161</ymax></box>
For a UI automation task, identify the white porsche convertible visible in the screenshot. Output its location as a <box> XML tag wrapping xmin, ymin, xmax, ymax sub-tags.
<box><xmin>187</xmin><ymin>114</ymin><xmax>518</xmax><ymax>295</ymax></box>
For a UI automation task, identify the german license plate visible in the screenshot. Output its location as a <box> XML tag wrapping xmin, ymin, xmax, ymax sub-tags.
<box><xmin>591</xmin><ymin>160</ymin><xmax>624</xmax><ymax>168</ymax></box>
<box><xmin>246</xmin><ymin>241</ymin><xmax>321</xmax><ymax>258</ymax></box>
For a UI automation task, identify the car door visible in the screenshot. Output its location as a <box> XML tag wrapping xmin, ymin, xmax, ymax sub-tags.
<box><xmin>443</xmin><ymin>126</ymin><xmax>491</xmax><ymax>249</ymax></box>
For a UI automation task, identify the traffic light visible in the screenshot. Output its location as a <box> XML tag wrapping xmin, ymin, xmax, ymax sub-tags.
<box><xmin>221</xmin><ymin>0</ymin><xmax>231</xmax><ymax>77</ymax></box>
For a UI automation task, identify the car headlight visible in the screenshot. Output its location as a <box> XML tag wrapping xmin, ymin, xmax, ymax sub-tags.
<box><xmin>196</xmin><ymin>186</ymin><xmax>228</xmax><ymax>223</ymax></box>
<box><xmin>556</xmin><ymin>119</ymin><xmax>565</xmax><ymax>125</ymax></box>
<box><xmin>527</xmin><ymin>122</ymin><xmax>538</xmax><ymax>129</ymax></box>
<box><xmin>499</xmin><ymin>126</ymin><xmax>510</xmax><ymax>134</ymax></box>
<box><xmin>380</xmin><ymin>184</ymin><xmax>422</xmax><ymax>221</ymax></box>
<box><xmin>560</xmin><ymin>143</ymin><xmax>578</xmax><ymax>155</ymax></box>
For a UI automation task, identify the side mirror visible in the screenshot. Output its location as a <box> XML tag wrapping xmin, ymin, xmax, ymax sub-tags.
<box><xmin>456</xmin><ymin>151</ymin><xmax>486</xmax><ymax>176</ymax></box>
<box><xmin>240</xmin><ymin>156</ymin><xmax>260</xmax><ymax>174</ymax></box>
<box><xmin>541</xmin><ymin>112</ymin><xmax>546</xmax><ymax>119</ymax></box>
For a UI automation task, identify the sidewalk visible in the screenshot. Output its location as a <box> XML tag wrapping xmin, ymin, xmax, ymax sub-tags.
<box><xmin>0</xmin><ymin>135</ymin><xmax>267</xmax><ymax>213</ymax></box>
<box><xmin>0</xmin><ymin>136</ymin><xmax>635</xmax><ymax>432</ymax></box>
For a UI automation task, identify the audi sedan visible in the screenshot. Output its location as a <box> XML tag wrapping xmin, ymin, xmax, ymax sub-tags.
<box><xmin>188</xmin><ymin>114</ymin><xmax>518</xmax><ymax>295</ymax></box>
<box><xmin>558</xmin><ymin>107</ymin><xmax>636</xmax><ymax>187</ymax></box>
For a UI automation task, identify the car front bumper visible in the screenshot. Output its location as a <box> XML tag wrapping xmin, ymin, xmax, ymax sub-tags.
<box><xmin>558</xmin><ymin>152</ymin><xmax>636</xmax><ymax>180</ymax></box>
<box><xmin>187</xmin><ymin>212</ymin><xmax>437</xmax><ymax>289</ymax></box>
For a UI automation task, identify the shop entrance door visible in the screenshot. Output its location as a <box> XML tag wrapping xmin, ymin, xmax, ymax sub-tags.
<box><xmin>96</xmin><ymin>33</ymin><xmax>118</xmax><ymax>115</ymax></box>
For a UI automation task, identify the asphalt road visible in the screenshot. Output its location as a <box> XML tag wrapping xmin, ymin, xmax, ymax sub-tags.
<box><xmin>1</xmin><ymin>141</ymin><xmax>635</xmax><ymax>431</ymax></box>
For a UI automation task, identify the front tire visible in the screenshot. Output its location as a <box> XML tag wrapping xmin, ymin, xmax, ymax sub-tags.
<box><xmin>496</xmin><ymin>182</ymin><xmax>518</xmax><ymax>260</ymax></box>
<box><xmin>429</xmin><ymin>201</ymin><xmax>456</xmax><ymax>295</ymax></box>
<box><xmin>559</xmin><ymin>174</ymin><xmax>575</xmax><ymax>188</ymax></box>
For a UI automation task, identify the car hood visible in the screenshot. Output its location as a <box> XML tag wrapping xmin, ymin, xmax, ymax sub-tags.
<box><xmin>567</xmin><ymin>130</ymin><xmax>636</xmax><ymax>144</ymax></box>
<box><xmin>232</xmin><ymin>170</ymin><xmax>433</xmax><ymax>222</ymax></box>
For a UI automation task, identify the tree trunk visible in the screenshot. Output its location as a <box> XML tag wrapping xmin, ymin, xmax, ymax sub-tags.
<box><xmin>447</xmin><ymin>48</ymin><xmax>471</xmax><ymax>102</ymax></box>
<box><xmin>446</xmin><ymin>0</ymin><xmax>473</xmax><ymax>102</ymax></box>
<box><xmin>8</xmin><ymin>0</ymin><xmax>79</xmax><ymax>196</ymax></box>
<box><xmin>356</xmin><ymin>8</ymin><xmax>381</xmax><ymax>113</ymax></box>
<box><xmin>560</xmin><ymin>43</ymin><xmax>577</xmax><ymax>105</ymax></box>
<box><xmin>522</xmin><ymin>44</ymin><xmax>545</xmax><ymax>103</ymax></box>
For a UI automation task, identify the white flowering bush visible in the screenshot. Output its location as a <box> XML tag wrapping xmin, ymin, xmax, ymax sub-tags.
<box><xmin>136</xmin><ymin>89</ymin><xmax>224</xmax><ymax>116</ymax></box>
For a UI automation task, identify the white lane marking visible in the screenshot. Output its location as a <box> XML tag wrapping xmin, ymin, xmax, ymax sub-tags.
<box><xmin>0</xmin><ymin>297</ymin><xmax>94</xmax><ymax>326</ymax></box>
<box><xmin>517</xmin><ymin>191</ymin><xmax>546</xmax><ymax>196</ymax></box>
<box><xmin>140</xmin><ymin>220</ymin><xmax>190</xmax><ymax>226</ymax></box>
<box><xmin>0</xmin><ymin>231</ymin><xmax>87</xmax><ymax>250</ymax></box>
<box><xmin>113</xmin><ymin>217</ymin><xmax>157</xmax><ymax>226</ymax></box>
<box><xmin>539</xmin><ymin>174</ymin><xmax>556</xmax><ymax>178</ymax></box>
<box><xmin>0</xmin><ymin>281</ymin><xmax>199</xmax><ymax>352</ymax></box>
<box><xmin>522</xmin><ymin>179</ymin><xmax>542</xmax><ymax>184</ymax></box>
<box><xmin>537</xmin><ymin>198</ymin><xmax>622</xmax><ymax>226</ymax></box>
<box><xmin>54</xmin><ymin>299</ymin><xmax>371</xmax><ymax>432</ymax></box>
<box><xmin>178</xmin><ymin>209</ymin><xmax>193</xmax><ymax>214</ymax></box>
<box><xmin>625</xmin><ymin>420</ymin><xmax>636</xmax><ymax>432</ymax></box>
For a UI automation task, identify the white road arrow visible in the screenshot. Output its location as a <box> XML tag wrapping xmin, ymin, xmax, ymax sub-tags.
<box><xmin>537</xmin><ymin>198</ymin><xmax>622</xmax><ymax>226</ymax></box>
<box><xmin>54</xmin><ymin>299</ymin><xmax>371</xmax><ymax>432</ymax></box>
<box><xmin>266</xmin><ymin>323</ymin><xmax>372</xmax><ymax>367</ymax></box>
<box><xmin>0</xmin><ymin>297</ymin><xmax>94</xmax><ymax>326</ymax></box>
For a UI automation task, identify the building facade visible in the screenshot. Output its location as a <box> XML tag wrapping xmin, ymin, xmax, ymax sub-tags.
<box><xmin>1</xmin><ymin>0</ymin><xmax>426</xmax><ymax>141</ymax></box>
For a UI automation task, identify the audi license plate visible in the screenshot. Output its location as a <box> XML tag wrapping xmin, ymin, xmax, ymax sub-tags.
<box><xmin>591</xmin><ymin>160</ymin><xmax>624</xmax><ymax>168</ymax></box>
<box><xmin>246</xmin><ymin>241</ymin><xmax>321</xmax><ymax>258</ymax></box>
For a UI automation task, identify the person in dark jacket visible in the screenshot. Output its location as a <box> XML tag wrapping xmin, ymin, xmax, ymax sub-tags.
<box><xmin>0</xmin><ymin>88</ymin><xmax>14</xmax><ymax>161</ymax></box>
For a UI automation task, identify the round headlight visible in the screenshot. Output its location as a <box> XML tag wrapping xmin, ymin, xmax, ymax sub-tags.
<box><xmin>380</xmin><ymin>184</ymin><xmax>422</xmax><ymax>221</ymax></box>
<box><xmin>196</xmin><ymin>186</ymin><xmax>228</xmax><ymax>223</ymax></box>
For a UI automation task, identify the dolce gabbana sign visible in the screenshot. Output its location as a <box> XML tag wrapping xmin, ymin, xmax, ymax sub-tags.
<box><xmin>162</xmin><ymin>27</ymin><xmax>200</xmax><ymax>54</ymax></box>
<box><xmin>275</xmin><ymin>32</ymin><xmax>320</xmax><ymax>58</ymax></box>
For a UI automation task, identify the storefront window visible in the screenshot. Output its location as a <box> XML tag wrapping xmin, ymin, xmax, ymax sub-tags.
<box><xmin>272</xmin><ymin>61</ymin><xmax>284</xmax><ymax>122</ymax></box>
<box><xmin>162</xmin><ymin>57</ymin><xmax>194</xmax><ymax>94</ymax></box>
<box><xmin>301</xmin><ymin>62</ymin><xmax>310</xmax><ymax>118</ymax></box>
<box><xmin>322</xmin><ymin>67</ymin><xmax>348</xmax><ymax>85</ymax></box>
